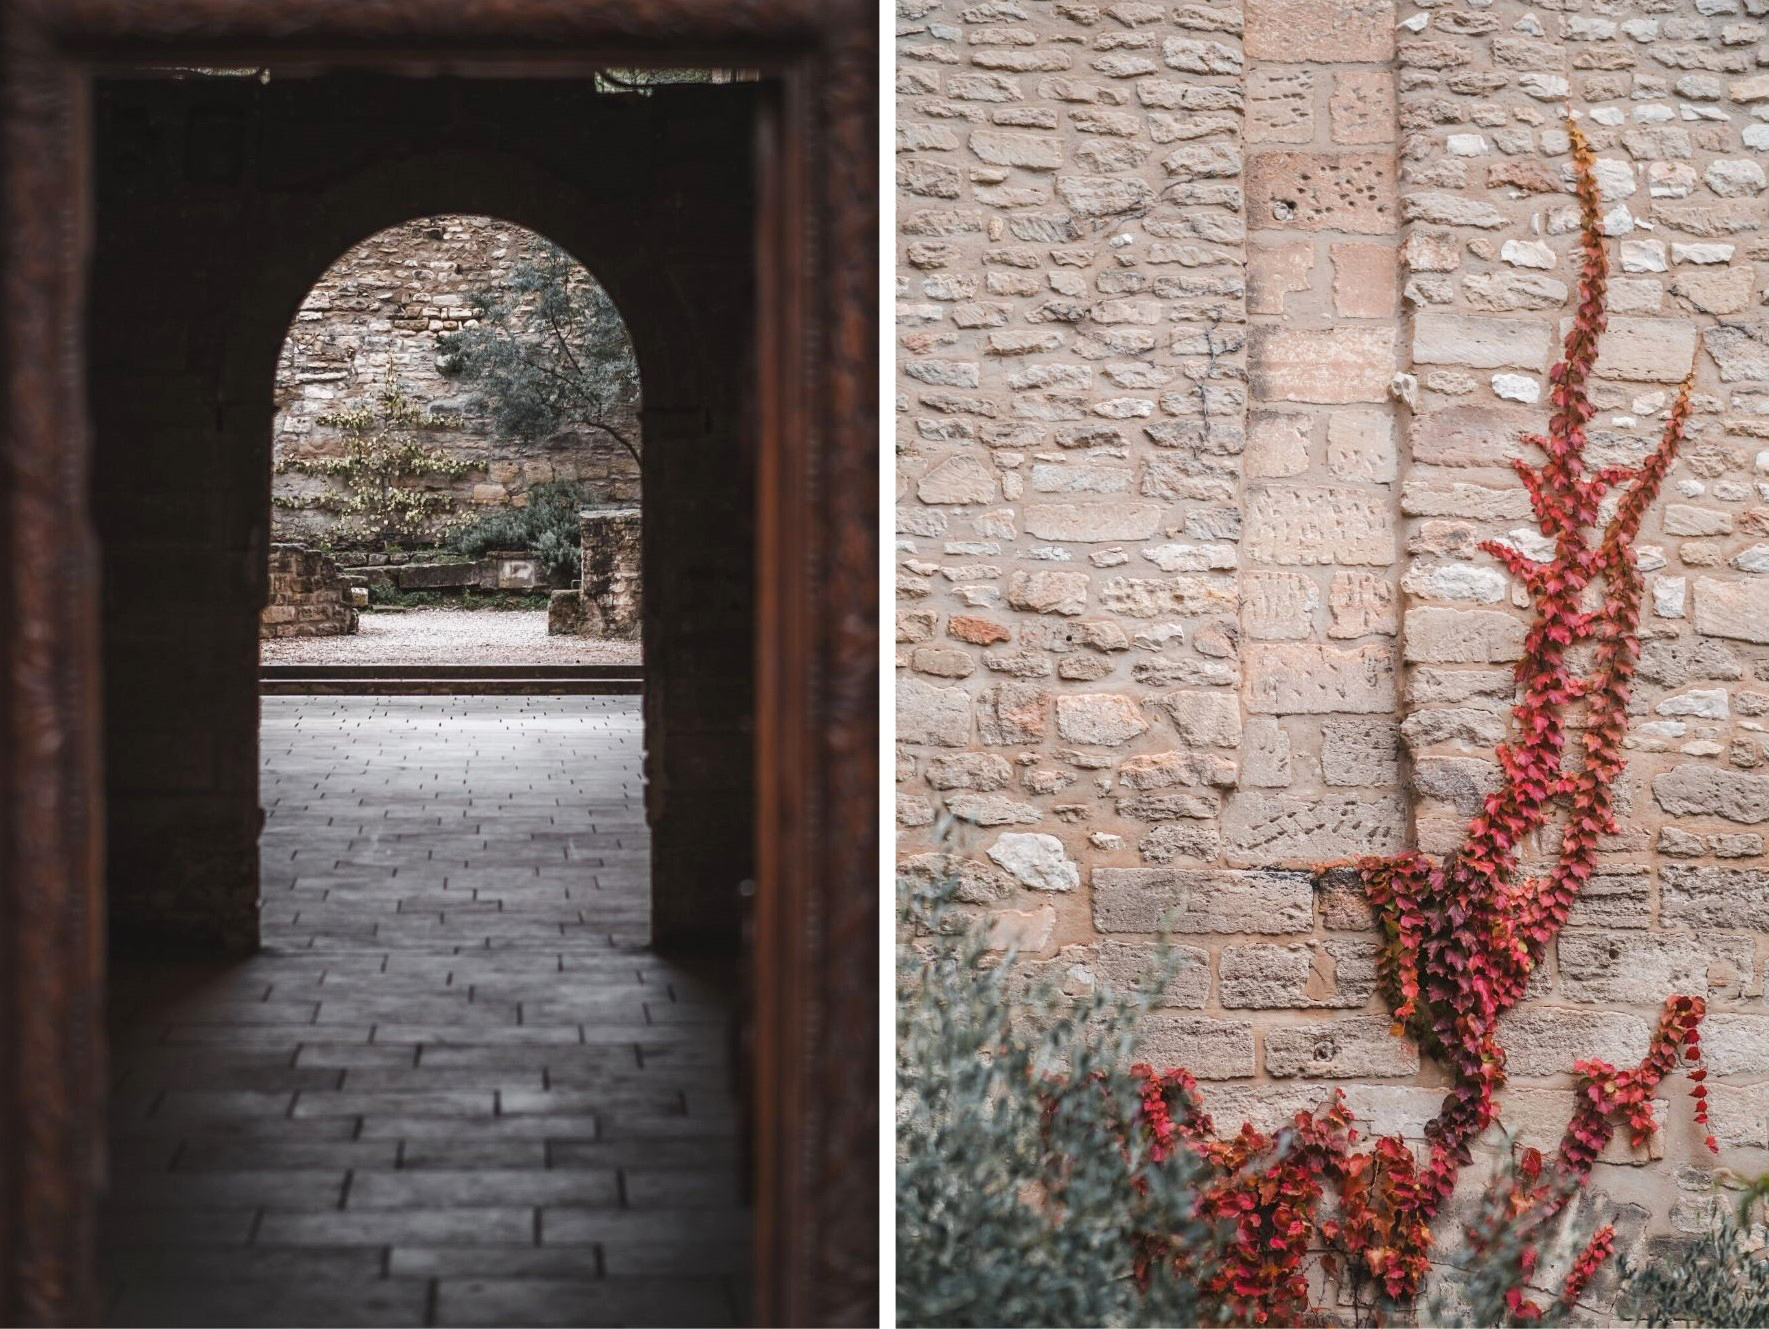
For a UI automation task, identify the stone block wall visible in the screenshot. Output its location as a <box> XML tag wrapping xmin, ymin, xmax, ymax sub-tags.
<box><xmin>551</xmin><ymin>508</ymin><xmax>643</xmax><ymax>638</ymax></box>
<box><xmin>896</xmin><ymin>0</ymin><xmax>1769</xmax><ymax>1275</ymax></box>
<box><xmin>272</xmin><ymin>215</ymin><xmax>641</xmax><ymax>546</ymax></box>
<box><xmin>260</xmin><ymin>544</ymin><xmax>360</xmax><ymax>638</ymax></box>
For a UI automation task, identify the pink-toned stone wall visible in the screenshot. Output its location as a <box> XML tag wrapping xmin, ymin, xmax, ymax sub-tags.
<box><xmin>897</xmin><ymin>0</ymin><xmax>1769</xmax><ymax>1278</ymax></box>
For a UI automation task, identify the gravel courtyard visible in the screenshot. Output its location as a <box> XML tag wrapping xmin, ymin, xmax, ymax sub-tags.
<box><xmin>261</xmin><ymin>611</ymin><xmax>642</xmax><ymax>667</ymax></box>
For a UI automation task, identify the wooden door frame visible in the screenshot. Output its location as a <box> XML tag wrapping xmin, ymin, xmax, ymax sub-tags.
<box><xmin>0</xmin><ymin>3</ymin><xmax>877</xmax><ymax>1325</ymax></box>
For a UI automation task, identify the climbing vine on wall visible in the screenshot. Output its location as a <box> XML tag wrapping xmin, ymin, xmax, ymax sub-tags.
<box><xmin>1117</xmin><ymin>123</ymin><xmax>1710</xmax><ymax>1324</ymax></box>
<box><xmin>274</xmin><ymin>369</ymin><xmax>472</xmax><ymax>547</ymax></box>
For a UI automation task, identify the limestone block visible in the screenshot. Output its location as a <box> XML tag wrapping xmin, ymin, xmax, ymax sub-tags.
<box><xmin>1693</xmin><ymin>576</ymin><xmax>1769</xmax><ymax>643</ymax></box>
<box><xmin>1054</xmin><ymin>693</ymin><xmax>1150</xmax><ymax>746</ymax></box>
<box><xmin>1222</xmin><ymin>791</ymin><xmax>1408</xmax><ymax>866</ymax></box>
<box><xmin>1692</xmin><ymin>1015</ymin><xmax>1769</xmax><ymax>1075</ymax></box>
<box><xmin>1706</xmin><ymin>323</ymin><xmax>1769</xmax><ymax>383</ymax></box>
<box><xmin>1091</xmin><ymin>866</ymin><xmax>1316</xmax><ymax>934</ymax></box>
<box><xmin>1402</xmin><ymin>608</ymin><xmax>1527</xmax><ymax>663</ymax></box>
<box><xmin>1245</xmin><ymin>485</ymin><xmax>1395</xmax><ymax>565</ymax></box>
<box><xmin>1242</xmin><ymin>571</ymin><xmax>1319</xmax><ymax>640</ymax></box>
<box><xmin>1577</xmin><ymin>316</ymin><xmax>1701</xmax><ymax>383</ymax></box>
<box><xmin>1249</xmin><ymin>327</ymin><xmax>1396</xmax><ymax>403</ymax></box>
<box><xmin>1219</xmin><ymin>940</ymin><xmax>1380</xmax><ymax>1009</ymax></box>
<box><xmin>977</xmin><ymin>683</ymin><xmax>1050</xmax><ymax>745</ymax></box>
<box><xmin>1007</xmin><ymin>569</ymin><xmax>1090</xmax><ymax>616</ymax></box>
<box><xmin>1328</xmin><ymin>570</ymin><xmax>1397</xmax><ymax>638</ymax></box>
<box><xmin>1661</xmin><ymin>866</ymin><xmax>1769</xmax><ymax>928</ymax></box>
<box><xmin>1028</xmin><ymin>940</ymin><xmax>1212</xmax><ymax>1009</ymax></box>
<box><xmin>1329</xmin><ymin>70</ymin><xmax>1395</xmax><ymax>146</ymax></box>
<box><xmin>1247</xmin><ymin>67</ymin><xmax>1314</xmax><ymax>144</ymax></box>
<box><xmin>1245</xmin><ymin>153</ymin><xmax>1398</xmax><ymax>235</ymax></box>
<box><xmin>1136</xmin><ymin>1017</ymin><xmax>1257</xmax><ymax>1078</ymax></box>
<box><xmin>1245</xmin><ymin>0</ymin><xmax>1395</xmax><ymax>63</ymax></box>
<box><xmin>1023</xmin><ymin>502</ymin><xmax>1162</xmax><ymax>542</ymax></box>
<box><xmin>1556</xmin><ymin>933</ymin><xmax>1753</xmax><ymax>1005</ymax></box>
<box><xmin>1156</xmin><ymin>690</ymin><xmax>1243</xmax><ymax>747</ymax></box>
<box><xmin>1500</xmin><ymin>1007</ymin><xmax>1651</xmax><ymax>1077</ymax></box>
<box><xmin>1265</xmin><ymin>1016</ymin><xmax>1419</xmax><ymax>1078</ymax></box>
<box><xmin>1245</xmin><ymin>642</ymin><xmax>1397</xmax><ymax>714</ymax></box>
<box><xmin>924</xmin><ymin>752</ymin><xmax>1013</xmax><ymax>791</ymax></box>
<box><xmin>1412</xmin><ymin>313</ymin><xmax>1553</xmax><ymax>370</ymax></box>
<box><xmin>918</xmin><ymin>455</ymin><xmax>1000</xmax><ymax>504</ymax></box>
<box><xmin>986</xmin><ymin>833</ymin><xmax>1079</xmax><ymax>893</ymax></box>
<box><xmin>899</xmin><ymin>677</ymin><xmax>972</xmax><ymax>747</ymax></box>
<box><xmin>1321</xmin><ymin>717</ymin><xmax>1402</xmax><ymax>786</ymax></box>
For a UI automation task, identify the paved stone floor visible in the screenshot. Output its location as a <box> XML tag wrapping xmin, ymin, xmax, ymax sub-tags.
<box><xmin>260</xmin><ymin>610</ymin><xmax>643</xmax><ymax>666</ymax></box>
<box><xmin>101</xmin><ymin>697</ymin><xmax>746</xmax><ymax>1328</ymax></box>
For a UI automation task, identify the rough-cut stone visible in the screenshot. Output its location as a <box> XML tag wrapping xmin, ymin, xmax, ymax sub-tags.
<box><xmin>1092</xmin><ymin>867</ymin><xmax>1316</xmax><ymax>934</ymax></box>
<box><xmin>899</xmin><ymin>677</ymin><xmax>972</xmax><ymax>747</ymax></box>
<box><xmin>1157</xmin><ymin>690</ymin><xmax>1244</xmax><ymax>747</ymax></box>
<box><xmin>1652</xmin><ymin>765</ymin><xmax>1769</xmax><ymax>823</ymax></box>
<box><xmin>986</xmin><ymin>833</ymin><xmax>1080</xmax><ymax>893</ymax></box>
<box><xmin>1220</xmin><ymin>941</ymin><xmax>1380</xmax><ymax>1009</ymax></box>
<box><xmin>918</xmin><ymin>456</ymin><xmax>1001</xmax><ymax>505</ymax></box>
<box><xmin>1024</xmin><ymin>503</ymin><xmax>1163</xmax><ymax>542</ymax></box>
<box><xmin>1402</xmin><ymin>608</ymin><xmax>1526</xmax><ymax>663</ymax></box>
<box><xmin>1501</xmin><ymin>1008</ymin><xmax>1651</xmax><ymax>1078</ymax></box>
<box><xmin>1244</xmin><ymin>486</ymin><xmax>1396</xmax><ymax>566</ymax></box>
<box><xmin>1055</xmin><ymin>693</ymin><xmax>1150</xmax><ymax>747</ymax></box>
<box><xmin>1245</xmin><ymin>643</ymin><xmax>1397</xmax><ymax>714</ymax></box>
<box><xmin>1556</xmin><ymin>933</ymin><xmax>1752</xmax><ymax>1005</ymax></box>
<box><xmin>1242</xmin><ymin>571</ymin><xmax>1320</xmax><ymax>640</ymax></box>
<box><xmin>1265</xmin><ymin>1017</ymin><xmax>1419</xmax><ymax>1078</ymax></box>
<box><xmin>1412</xmin><ymin>313</ymin><xmax>1552</xmax><ymax>370</ymax></box>
<box><xmin>1661</xmin><ymin>866</ymin><xmax>1769</xmax><ymax>929</ymax></box>
<box><xmin>1248</xmin><ymin>327</ymin><xmax>1396</xmax><ymax>403</ymax></box>
<box><xmin>1693</xmin><ymin>576</ymin><xmax>1769</xmax><ymax>643</ymax></box>
<box><xmin>1136</xmin><ymin>1017</ymin><xmax>1257</xmax><ymax>1078</ymax></box>
<box><xmin>1321</xmin><ymin>717</ymin><xmax>1402</xmax><ymax>787</ymax></box>
<box><xmin>1007</xmin><ymin>569</ymin><xmax>1089</xmax><ymax>616</ymax></box>
<box><xmin>1222</xmin><ymin>792</ymin><xmax>1408</xmax><ymax>866</ymax></box>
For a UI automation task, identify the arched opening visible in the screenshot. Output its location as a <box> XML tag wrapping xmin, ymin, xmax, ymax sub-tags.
<box><xmin>87</xmin><ymin>72</ymin><xmax>761</xmax><ymax>1325</ymax></box>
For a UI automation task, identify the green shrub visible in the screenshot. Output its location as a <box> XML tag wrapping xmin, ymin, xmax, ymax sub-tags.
<box><xmin>896</xmin><ymin>881</ymin><xmax>1223</xmax><ymax>1328</ymax></box>
<box><xmin>1616</xmin><ymin>1180</ymin><xmax>1769</xmax><ymax>1328</ymax></box>
<box><xmin>451</xmin><ymin>480</ymin><xmax>598</xmax><ymax>583</ymax></box>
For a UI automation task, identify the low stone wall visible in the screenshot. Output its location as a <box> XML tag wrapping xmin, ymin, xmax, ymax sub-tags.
<box><xmin>548</xmin><ymin>508</ymin><xmax>642</xmax><ymax>638</ymax></box>
<box><xmin>261</xmin><ymin>545</ymin><xmax>359</xmax><ymax>639</ymax></box>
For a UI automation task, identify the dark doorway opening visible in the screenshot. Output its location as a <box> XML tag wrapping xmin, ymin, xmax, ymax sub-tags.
<box><xmin>90</xmin><ymin>71</ymin><xmax>756</xmax><ymax>1326</ymax></box>
<box><xmin>0</xmin><ymin>7</ymin><xmax>876</xmax><ymax>1325</ymax></box>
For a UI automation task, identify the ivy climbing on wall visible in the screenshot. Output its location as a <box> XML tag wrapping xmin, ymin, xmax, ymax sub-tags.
<box><xmin>1118</xmin><ymin>122</ymin><xmax>1710</xmax><ymax>1325</ymax></box>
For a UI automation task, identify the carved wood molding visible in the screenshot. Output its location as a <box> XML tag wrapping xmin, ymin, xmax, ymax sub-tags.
<box><xmin>0</xmin><ymin>2</ymin><xmax>877</xmax><ymax>1324</ymax></box>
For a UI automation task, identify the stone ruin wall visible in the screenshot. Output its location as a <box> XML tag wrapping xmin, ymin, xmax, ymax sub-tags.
<box><xmin>260</xmin><ymin>544</ymin><xmax>360</xmax><ymax>638</ymax></box>
<box><xmin>896</xmin><ymin>0</ymin><xmax>1769</xmax><ymax>1272</ymax></box>
<box><xmin>272</xmin><ymin>214</ymin><xmax>641</xmax><ymax>547</ymax></box>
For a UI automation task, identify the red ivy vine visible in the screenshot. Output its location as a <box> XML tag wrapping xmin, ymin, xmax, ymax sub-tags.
<box><xmin>1115</xmin><ymin>122</ymin><xmax>1711</xmax><ymax>1324</ymax></box>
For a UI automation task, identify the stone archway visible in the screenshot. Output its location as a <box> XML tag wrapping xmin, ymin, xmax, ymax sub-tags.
<box><xmin>92</xmin><ymin>75</ymin><xmax>754</xmax><ymax>956</ymax></box>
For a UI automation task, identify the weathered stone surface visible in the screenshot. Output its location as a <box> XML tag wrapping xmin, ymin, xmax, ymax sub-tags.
<box><xmin>1692</xmin><ymin>576</ymin><xmax>1769</xmax><ymax>643</ymax></box>
<box><xmin>1500</xmin><ymin>1007</ymin><xmax>1651</xmax><ymax>1078</ymax></box>
<box><xmin>1246</xmin><ymin>0</ymin><xmax>1394</xmax><ymax>61</ymax></box>
<box><xmin>1265</xmin><ymin>1017</ymin><xmax>1419</xmax><ymax>1078</ymax></box>
<box><xmin>1136</xmin><ymin>1017</ymin><xmax>1257</xmax><ymax>1078</ymax></box>
<box><xmin>1024</xmin><ymin>503</ymin><xmax>1163</xmax><ymax>542</ymax></box>
<box><xmin>1055</xmin><ymin>693</ymin><xmax>1150</xmax><ymax>746</ymax></box>
<box><xmin>1245</xmin><ymin>486</ymin><xmax>1396</xmax><ymax>565</ymax></box>
<box><xmin>1007</xmin><ymin>569</ymin><xmax>1089</xmax><ymax>616</ymax></box>
<box><xmin>1660</xmin><ymin>865</ymin><xmax>1769</xmax><ymax>929</ymax></box>
<box><xmin>986</xmin><ymin>833</ymin><xmax>1079</xmax><ymax>893</ymax></box>
<box><xmin>1246</xmin><ymin>152</ymin><xmax>1398</xmax><ymax>235</ymax></box>
<box><xmin>1412</xmin><ymin>313</ymin><xmax>1552</xmax><ymax>370</ymax></box>
<box><xmin>1092</xmin><ymin>867</ymin><xmax>1316</xmax><ymax>934</ymax></box>
<box><xmin>1652</xmin><ymin>765</ymin><xmax>1769</xmax><ymax>823</ymax></box>
<box><xmin>1156</xmin><ymin>690</ymin><xmax>1243</xmax><ymax>747</ymax></box>
<box><xmin>1245</xmin><ymin>642</ymin><xmax>1397</xmax><ymax>714</ymax></box>
<box><xmin>1242</xmin><ymin>571</ymin><xmax>1320</xmax><ymax>640</ymax></box>
<box><xmin>918</xmin><ymin>456</ymin><xmax>1000</xmax><ymax>505</ymax></box>
<box><xmin>1321</xmin><ymin>717</ymin><xmax>1402</xmax><ymax>786</ymax></box>
<box><xmin>1556</xmin><ymin>933</ymin><xmax>1753</xmax><ymax>1005</ymax></box>
<box><xmin>1692</xmin><ymin>1015</ymin><xmax>1769</xmax><ymax>1076</ymax></box>
<box><xmin>1219</xmin><ymin>940</ymin><xmax>1380</xmax><ymax>1009</ymax></box>
<box><xmin>1248</xmin><ymin>327</ymin><xmax>1396</xmax><ymax>403</ymax></box>
<box><xmin>1030</xmin><ymin>940</ymin><xmax>1212</xmax><ymax>1009</ymax></box>
<box><xmin>899</xmin><ymin>677</ymin><xmax>971</xmax><ymax>747</ymax></box>
<box><xmin>1402</xmin><ymin>608</ymin><xmax>1526</xmax><ymax>663</ymax></box>
<box><xmin>1222</xmin><ymin>792</ymin><xmax>1408</xmax><ymax>866</ymax></box>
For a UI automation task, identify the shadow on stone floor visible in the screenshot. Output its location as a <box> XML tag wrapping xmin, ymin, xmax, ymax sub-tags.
<box><xmin>99</xmin><ymin>697</ymin><xmax>749</xmax><ymax>1328</ymax></box>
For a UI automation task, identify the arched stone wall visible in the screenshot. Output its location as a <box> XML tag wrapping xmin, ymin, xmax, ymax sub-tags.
<box><xmin>271</xmin><ymin>214</ymin><xmax>643</xmax><ymax>545</ymax></box>
<box><xmin>92</xmin><ymin>73</ymin><xmax>756</xmax><ymax>953</ymax></box>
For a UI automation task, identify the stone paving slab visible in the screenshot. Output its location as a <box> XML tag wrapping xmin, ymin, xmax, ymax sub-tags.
<box><xmin>102</xmin><ymin>696</ymin><xmax>746</xmax><ymax>1327</ymax></box>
